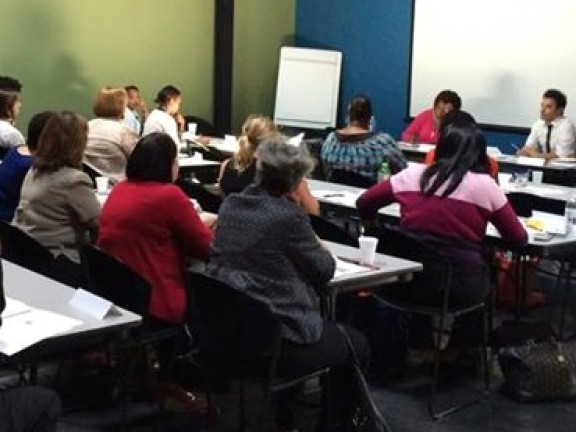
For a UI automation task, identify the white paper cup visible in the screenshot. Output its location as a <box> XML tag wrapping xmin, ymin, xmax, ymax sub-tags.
<box><xmin>187</xmin><ymin>122</ymin><xmax>197</xmax><ymax>136</ymax></box>
<box><xmin>358</xmin><ymin>236</ymin><xmax>379</xmax><ymax>265</ymax></box>
<box><xmin>95</xmin><ymin>176</ymin><xmax>109</xmax><ymax>194</ymax></box>
<box><xmin>532</xmin><ymin>170</ymin><xmax>543</xmax><ymax>184</ymax></box>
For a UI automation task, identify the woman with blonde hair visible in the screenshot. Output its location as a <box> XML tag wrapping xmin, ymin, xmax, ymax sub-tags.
<box><xmin>218</xmin><ymin>115</ymin><xmax>319</xmax><ymax>214</ymax></box>
<box><xmin>85</xmin><ymin>87</ymin><xmax>138</xmax><ymax>183</ymax></box>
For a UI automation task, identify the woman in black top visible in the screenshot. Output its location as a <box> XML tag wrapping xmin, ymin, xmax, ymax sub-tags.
<box><xmin>218</xmin><ymin>114</ymin><xmax>320</xmax><ymax>214</ymax></box>
<box><xmin>218</xmin><ymin>114</ymin><xmax>274</xmax><ymax>195</ymax></box>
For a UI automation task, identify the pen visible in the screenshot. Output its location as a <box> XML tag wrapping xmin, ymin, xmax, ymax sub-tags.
<box><xmin>511</xmin><ymin>143</ymin><xmax>520</xmax><ymax>151</ymax></box>
<box><xmin>323</xmin><ymin>193</ymin><xmax>344</xmax><ymax>198</ymax></box>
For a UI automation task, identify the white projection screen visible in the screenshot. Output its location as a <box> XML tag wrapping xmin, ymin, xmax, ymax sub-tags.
<box><xmin>409</xmin><ymin>0</ymin><xmax>576</xmax><ymax>130</ymax></box>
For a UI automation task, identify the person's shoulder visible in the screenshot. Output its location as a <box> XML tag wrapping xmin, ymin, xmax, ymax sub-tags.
<box><xmin>557</xmin><ymin>116</ymin><xmax>576</xmax><ymax>129</ymax></box>
<box><xmin>58</xmin><ymin>167</ymin><xmax>93</xmax><ymax>187</ymax></box>
<box><xmin>415</xmin><ymin>108</ymin><xmax>434</xmax><ymax>119</ymax></box>
<box><xmin>322</xmin><ymin>131</ymin><xmax>337</xmax><ymax>145</ymax></box>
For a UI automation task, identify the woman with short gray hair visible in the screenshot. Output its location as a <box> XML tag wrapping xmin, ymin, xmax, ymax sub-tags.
<box><xmin>208</xmin><ymin>136</ymin><xmax>369</xmax><ymax>432</ymax></box>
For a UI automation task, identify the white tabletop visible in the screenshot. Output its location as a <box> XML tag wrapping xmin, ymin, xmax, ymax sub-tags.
<box><xmin>308</xmin><ymin>178</ymin><xmax>576</xmax><ymax>257</ymax></box>
<box><xmin>2</xmin><ymin>260</ymin><xmax>141</xmax><ymax>357</ymax></box>
<box><xmin>496</xmin><ymin>154</ymin><xmax>576</xmax><ymax>172</ymax></box>
<box><xmin>178</xmin><ymin>157</ymin><xmax>221</xmax><ymax>168</ymax></box>
<box><xmin>398</xmin><ymin>141</ymin><xmax>435</xmax><ymax>154</ymax></box>
<box><xmin>326</xmin><ymin>241</ymin><xmax>422</xmax><ymax>294</ymax></box>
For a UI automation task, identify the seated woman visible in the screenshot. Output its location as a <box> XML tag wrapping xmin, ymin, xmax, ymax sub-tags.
<box><xmin>218</xmin><ymin>114</ymin><xmax>320</xmax><ymax>214</ymax></box>
<box><xmin>401</xmin><ymin>89</ymin><xmax>461</xmax><ymax>144</ymax></box>
<box><xmin>321</xmin><ymin>94</ymin><xmax>407</xmax><ymax>183</ymax></box>
<box><xmin>98</xmin><ymin>132</ymin><xmax>214</xmax><ymax>326</ymax></box>
<box><xmin>208</xmin><ymin>136</ymin><xmax>369</xmax><ymax>431</ymax></box>
<box><xmin>0</xmin><ymin>89</ymin><xmax>25</xmax><ymax>156</ymax></box>
<box><xmin>143</xmin><ymin>85</ymin><xmax>184</xmax><ymax>146</ymax></box>
<box><xmin>84</xmin><ymin>87</ymin><xmax>138</xmax><ymax>183</ymax></box>
<box><xmin>13</xmin><ymin>111</ymin><xmax>101</xmax><ymax>287</ymax></box>
<box><xmin>357</xmin><ymin>116</ymin><xmax>527</xmax><ymax>348</ymax></box>
<box><xmin>0</xmin><ymin>111</ymin><xmax>53</xmax><ymax>221</ymax></box>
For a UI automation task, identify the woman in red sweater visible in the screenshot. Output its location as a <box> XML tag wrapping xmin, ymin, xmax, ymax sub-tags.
<box><xmin>98</xmin><ymin>132</ymin><xmax>213</xmax><ymax>325</ymax></box>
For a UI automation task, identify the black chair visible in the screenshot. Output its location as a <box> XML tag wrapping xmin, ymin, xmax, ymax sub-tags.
<box><xmin>183</xmin><ymin>115</ymin><xmax>218</xmax><ymax>137</ymax></box>
<box><xmin>0</xmin><ymin>221</ymin><xmax>56</xmax><ymax>280</ymax></box>
<box><xmin>81</xmin><ymin>244</ymin><xmax>182</xmax><ymax>424</ymax></box>
<box><xmin>507</xmin><ymin>191</ymin><xmax>565</xmax><ymax>218</ymax></box>
<box><xmin>374</xmin><ymin>225</ymin><xmax>490</xmax><ymax>420</ymax></box>
<box><xmin>176</xmin><ymin>178</ymin><xmax>223</xmax><ymax>214</ymax></box>
<box><xmin>328</xmin><ymin>169</ymin><xmax>376</xmax><ymax>189</ymax></box>
<box><xmin>82</xmin><ymin>162</ymin><xmax>104</xmax><ymax>189</ymax></box>
<box><xmin>309</xmin><ymin>214</ymin><xmax>358</xmax><ymax>247</ymax></box>
<box><xmin>187</xmin><ymin>271</ymin><xmax>330</xmax><ymax>432</ymax></box>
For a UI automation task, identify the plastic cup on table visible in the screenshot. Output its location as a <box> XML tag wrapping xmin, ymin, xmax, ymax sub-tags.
<box><xmin>95</xmin><ymin>176</ymin><xmax>109</xmax><ymax>194</ymax></box>
<box><xmin>358</xmin><ymin>236</ymin><xmax>379</xmax><ymax>266</ymax></box>
<box><xmin>532</xmin><ymin>171</ymin><xmax>543</xmax><ymax>184</ymax></box>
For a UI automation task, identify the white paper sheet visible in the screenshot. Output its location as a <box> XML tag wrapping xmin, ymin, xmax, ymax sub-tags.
<box><xmin>0</xmin><ymin>308</ymin><xmax>83</xmax><ymax>356</ymax></box>
<box><xmin>2</xmin><ymin>297</ymin><xmax>31</xmax><ymax>319</ymax></box>
<box><xmin>312</xmin><ymin>190</ymin><xmax>361</xmax><ymax>207</ymax></box>
<box><xmin>333</xmin><ymin>256</ymin><xmax>372</xmax><ymax>278</ymax></box>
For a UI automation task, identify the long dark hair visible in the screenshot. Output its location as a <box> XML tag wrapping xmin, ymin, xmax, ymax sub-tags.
<box><xmin>126</xmin><ymin>132</ymin><xmax>176</xmax><ymax>183</ymax></box>
<box><xmin>420</xmin><ymin>120</ymin><xmax>489</xmax><ymax>197</ymax></box>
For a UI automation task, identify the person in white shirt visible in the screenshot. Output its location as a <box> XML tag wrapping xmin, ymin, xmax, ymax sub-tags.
<box><xmin>518</xmin><ymin>89</ymin><xmax>576</xmax><ymax>159</ymax></box>
<box><xmin>0</xmin><ymin>84</ymin><xmax>25</xmax><ymax>156</ymax></box>
<box><xmin>123</xmin><ymin>85</ymin><xmax>148</xmax><ymax>135</ymax></box>
<box><xmin>142</xmin><ymin>85</ymin><xmax>184</xmax><ymax>146</ymax></box>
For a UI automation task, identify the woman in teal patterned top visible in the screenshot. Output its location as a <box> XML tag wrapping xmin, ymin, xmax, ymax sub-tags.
<box><xmin>321</xmin><ymin>94</ymin><xmax>407</xmax><ymax>183</ymax></box>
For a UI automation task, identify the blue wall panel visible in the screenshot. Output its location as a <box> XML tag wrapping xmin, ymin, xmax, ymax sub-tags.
<box><xmin>296</xmin><ymin>0</ymin><xmax>527</xmax><ymax>150</ymax></box>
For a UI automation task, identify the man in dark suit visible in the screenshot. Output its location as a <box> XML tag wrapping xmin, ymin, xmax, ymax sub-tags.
<box><xmin>0</xmin><ymin>254</ymin><xmax>61</xmax><ymax>432</ymax></box>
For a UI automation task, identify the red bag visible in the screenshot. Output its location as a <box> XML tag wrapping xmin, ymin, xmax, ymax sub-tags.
<box><xmin>496</xmin><ymin>252</ymin><xmax>544</xmax><ymax>309</ymax></box>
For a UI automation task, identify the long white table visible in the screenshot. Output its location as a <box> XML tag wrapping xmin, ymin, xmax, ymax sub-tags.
<box><xmin>2</xmin><ymin>260</ymin><xmax>141</xmax><ymax>361</ymax></box>
<box><xmin>308</xmin><ymin>178</ymin><xmax>576</xmax><ymax>258</ymax></box>
<box><xmin>320</xmin><ymin>241</ymin><xmax>422</xmax><ymax>319</ymax></box>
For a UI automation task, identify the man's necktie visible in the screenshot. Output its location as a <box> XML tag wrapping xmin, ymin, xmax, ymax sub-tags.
<box><xmin>545</xmin><ymin>124</ymin><xmax>553</xmax><ymax>153</ymax></box>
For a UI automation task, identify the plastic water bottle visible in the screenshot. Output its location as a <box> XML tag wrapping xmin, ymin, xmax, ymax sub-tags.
<box><xmin>564</xmin><ymin>195</ymin><xmax>576</xmax><ymax>234</ymax></box>
<box><xmin>369</xmin><ymin>115</ymin><xmax>376</xmax><ymax>132</ymax></box>
<box><xmin>377</xmin><ymin>162</ymin><xmax>390</xmax><ymax>182</ymax></box>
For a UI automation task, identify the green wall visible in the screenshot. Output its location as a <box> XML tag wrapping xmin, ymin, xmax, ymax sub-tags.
<box><xmin>232</xmin><ymin>0</ymin><xmax>295</xmax><ymax>132</ymax></box>
<box><xmin>0</xmin><ymin>0</ymin><xmax>214</xmax><ymax>136</ymax></box>
<box><xmin>0</xmin><ymin>0</ymin><xmax>295</xmax><ymax>137</ymax></box>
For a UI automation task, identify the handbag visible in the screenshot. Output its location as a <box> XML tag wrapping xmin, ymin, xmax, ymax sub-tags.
<box><xmin>337</xmin><ymin>324</ymin><xmax>390</xmax><ymax>432</ymax></box>
<box><xmin>498</xmin><ymin>339</ymin><xmax>576</xmax><ymax>402</ymax></box>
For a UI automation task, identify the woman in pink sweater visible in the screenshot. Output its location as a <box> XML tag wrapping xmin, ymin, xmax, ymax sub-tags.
<box><xmin>401</xmin><ymin>89</ymin><xmax>461</xmax><ymax>144</ymax></box>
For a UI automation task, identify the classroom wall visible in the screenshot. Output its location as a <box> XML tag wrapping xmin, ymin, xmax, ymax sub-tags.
<box><xmin>232</xmin><ymin>0</ymin><xmax>295</xmax><ymax>132</ymax></box>
<box><xmin>0</xmin><ymin>0</ymin><xmax>214</xmax><ymax>136</ymax></box>
<box><xmin>295</xmin><ymin>0</ymin><xmax>527</xmax><ymax>151</ymax></box>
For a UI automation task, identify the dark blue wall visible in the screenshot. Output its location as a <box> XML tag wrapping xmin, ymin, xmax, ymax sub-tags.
<box><xmin>295</xmin><ymin>0</ymin><xmax>527</xmax><ymax>153</ymax></box>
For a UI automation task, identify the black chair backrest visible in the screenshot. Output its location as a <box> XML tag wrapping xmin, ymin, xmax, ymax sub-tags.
<box><xmin>309</xmin><ymin>214</ymin><xmax>359</xmax><ymax>247</ymax></box>
<box><xmin>81</xmin><ymin>244</ymin><xmax>151</xmax><ymax>316</ymax></box>
<box><xmin>376</xmin><ymin>225</ymin><xmax>454</xmax><ymax>304</ymax></box>
<box><xmin>194</xmin><ymin>145</ymin><xmax>227</xmax><ymax>162</ymax></box>
<box><xmin>329</xmin><ymin>169</ymin><xmax>376</xmax><ymax>189</ymax></box>
<box><xmin>0</xmin><ymin>221</ymin><xmax>55</xmax><ymax>278</ymax></box>
<box><xmin>507</xmin><ymin>191</ymin><xmax>565</xmax><ymax>218</ymax></box>
<box><xmin>176</xmin><ymin>179</ymin><xmax>222</xmax><ymax>214</ymax></box>
<box><xmin>183</xmin><ymin>115</ymin><xmax>217</xmax><ymax>137</ymax></box>
<box><xmin>82</xmin><ymin>162</ymin><xmax>103</xmax><ymax>188</ymax></box>
<box><xmin>187</xmin><ymin>271</ymin><xmax>282</xmax><ymax>376</ymax></box>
